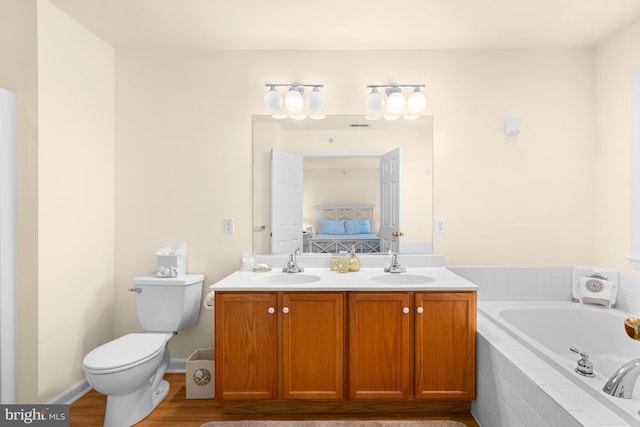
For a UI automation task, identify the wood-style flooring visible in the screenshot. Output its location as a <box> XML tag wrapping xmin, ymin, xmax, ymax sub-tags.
<box><xmin>70</xmin><ymin>373</ymin><xmax>481</xmax><ymax>427</ymax></box>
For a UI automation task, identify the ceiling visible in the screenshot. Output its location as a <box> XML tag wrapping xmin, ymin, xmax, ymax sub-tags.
<box><xmin>49</xmin><ymin>0</ymin><xmax>640</xmax><ymax>50</ymax></box>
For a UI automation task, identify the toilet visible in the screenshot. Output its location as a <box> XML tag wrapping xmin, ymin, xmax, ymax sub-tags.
<box><xmin>83</xmin><ymin>273</ymin><xmax>204</xmax><ymax>427</ymax></box>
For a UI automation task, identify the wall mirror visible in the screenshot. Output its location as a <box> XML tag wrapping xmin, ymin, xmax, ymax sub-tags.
<box><xmin>253</xmin><ymin>115</ymin><xmax>433</xmax><ymax>255</ymax></box>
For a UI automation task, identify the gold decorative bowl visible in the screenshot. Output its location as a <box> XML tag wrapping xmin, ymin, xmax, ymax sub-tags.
<box><xmin>624</xmin><ymin>317</ymin><xmax>640</xmax><ymax>341</ymax></box>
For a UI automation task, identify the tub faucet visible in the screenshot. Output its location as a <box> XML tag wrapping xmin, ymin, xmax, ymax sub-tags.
<box><xmin>603</xmin><ymin>358</ymin><xmax>640</xmax><ymax>398</ymax></box>
<box><xmin>384</xmin><ymin>252</ymin><xmax>406</xmax><ymax>273</ymax></box>
<box><xmin>570</xmin><ymin>347</ymin><xmax>595</xmax><ymax>377</ymax></box>
<box><xmin>283</xmin><ymin>247</ymin><xmax>304</xmax><ymax>273</ymax></box>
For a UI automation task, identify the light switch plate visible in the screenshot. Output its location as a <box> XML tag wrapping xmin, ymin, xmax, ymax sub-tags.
<box><xmin>224</xmin><ymin>218</ymin><xmax>234</xmax><ymax>234</ymax></box>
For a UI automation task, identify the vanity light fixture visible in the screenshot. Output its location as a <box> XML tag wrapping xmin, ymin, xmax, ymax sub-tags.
<box><xmin>366</xmin><ymin>84</ymin><xmax>427</xmax><ymax>120</ymax></box>
<box><xmin>264</xmin><ymin>83</ymin><xmax>325</xmax><ymax>120</ymax></box>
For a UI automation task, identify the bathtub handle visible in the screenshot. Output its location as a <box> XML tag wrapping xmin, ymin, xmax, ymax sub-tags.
<box><xmin>570</xmin><ymin>347</ymin><xmax>595</xmax><ymax>377</ymax></box>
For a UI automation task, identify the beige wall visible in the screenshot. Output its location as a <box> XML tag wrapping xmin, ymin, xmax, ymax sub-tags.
<box><xmin>595</xmin><ymin>20</ymin><xmax>640</xmax><ymax>274</ymax></box>
<box><xmin>36</xmin><ymin>0</ymin><xmax>114</xmax><ymax>402</ymax></box>
<box><xmin>0</xmin><ymin>0</ymin><xmax>114</xmax><ymax>404</ymax></box>
<box><xmin>114</xmin><ymin>48</ymin><xmax>596</xmax><ymax>358</ymax></box>
<box><xmin>8</xmin><ymin>1</ymin><xmax>640</xmax><ymax>402</ymax></box>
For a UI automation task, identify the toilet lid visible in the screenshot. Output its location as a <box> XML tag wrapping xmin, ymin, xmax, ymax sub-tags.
<box><xmin>83</xmin><ymin>333</ymin><xmax>168</xmax><ymax>372</ymax></box>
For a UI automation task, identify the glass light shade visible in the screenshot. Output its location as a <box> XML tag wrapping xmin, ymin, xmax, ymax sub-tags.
<box><xmin>384</xmin><ymin>114</ymin><xmax>400</xmax><ymax>121</ymax></box>
<box><xmin>264</xmin><ymin>88</ymin><xmax>283</xmax><ymax>112</ymax></box>
<box><xmin>290</xmin><ymin>114</ymin><xmax>306</xmax><ymax>120</ymax></box>
<box><xmin>285</xmin><ymin>88</ymin><xmax>304</xmax><ymax>112</ymax></box>
<box><xmin>272</xmin><ymin>113</ymin><xmax>288</xmax><ymax>120</ymax></box>
<box><xmin>387</xmin><ymin>91</ymin><xmax>405</xmax><ymax>113</ymax></box>
<box><xmin>310</xmin><ymin>114</ymin><xmax>326</xmax><ymax>120</ymax></box>
<box><xmin>306</xmin><ymin>88</ymin><xmax>325</xmax><ymax>111</ymax></box>
<box><xmin>408</xmin><ymin>88</ymin><xmax>427</xmax><ymax>113</ymax></box>
<box><xmin>365</xmin><ymin>113</ymin><xmax>381</xmax><ymax>121</ymax></box>
<box><xmin>366</xmin><ymin>89</ymin><xmax>384</xmax><ymax>113</ymax></box>
<box><xmin>403</xmin><ymin>113</ymin><xmax>420</xmax><ymax>120</ymax></box>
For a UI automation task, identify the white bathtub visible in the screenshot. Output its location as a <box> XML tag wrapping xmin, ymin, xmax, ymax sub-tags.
<box><xmin>478</xmin><ymin>301</ymin><xmax>640</xmax><ymax>426</ymax></box>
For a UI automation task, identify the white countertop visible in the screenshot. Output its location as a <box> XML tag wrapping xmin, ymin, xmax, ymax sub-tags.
<box><xmin>209</xmin><ymin>267</ymin><xmax>478</xmax><ymax>292</ymax></box>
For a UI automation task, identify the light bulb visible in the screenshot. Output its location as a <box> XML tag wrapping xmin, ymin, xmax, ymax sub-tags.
<box><xmin>366</xmin><ymin>88</ymin><xmax>384</xmax><ymax>113</ymax></box>
<box><xmin>285</xmin><ymin>87</ymin><xmax>304</xmax><ymax>112</ymax></box>
<box><xmin>306</xmin><ymin>88</ymin><xmax>325</xmax><ymax>112</ymax></box>
<box><xmin>408</xmin><ymin>87</ymin><xmax>427</xmax><ymax>113</ymax></box>
<box><xmin>264</xmin><ymin>86</ymin><xmax>283</xmax><ymax>112</ymax></box>
<box><xmin>387</xmin><ymin>90</ymin><xmax>405</xmax><ymax>113</ymax></box>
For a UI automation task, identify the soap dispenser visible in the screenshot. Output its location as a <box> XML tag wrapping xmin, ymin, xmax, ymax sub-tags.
<box><xmin>348</xmin><ymin>245</ymin><xmax>361</xmax><ymax>272</ymax></box>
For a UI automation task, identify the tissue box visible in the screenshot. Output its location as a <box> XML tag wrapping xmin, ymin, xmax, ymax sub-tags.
<box><xmin>186</xmin><ymin>348</ymin><xmax>215</xmax><ymax>399</ymax></box>
<box><xmin>157</xmin><ymin>254</ymin><xmax>186</xmax><ymax>275</ymax></box>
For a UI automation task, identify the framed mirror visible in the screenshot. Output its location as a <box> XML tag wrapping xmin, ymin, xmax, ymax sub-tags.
<box><xmin>253</xmin><ymin>115</ymin><xmax>433</xmax><ymax>254</ymax></box>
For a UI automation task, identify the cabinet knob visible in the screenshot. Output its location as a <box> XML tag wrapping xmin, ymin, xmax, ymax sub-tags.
<box><xmin>402</xmin><ymin>307</ymin><xmax>410</xmax><ymax>314</ymax></box>
<box><xmin>282</xmin><ymin>307</ymin><xmax>290</xmax><ymax>314</ymax></box>
<box><xmin>417</xmin><ymin>307</ymin><xmax>424</xmax><ymax>314</ymax></box>
<box><xmin>267</xmin><ymin>307</ymin><xmax>275</xmax><ymax>314</ymax></box>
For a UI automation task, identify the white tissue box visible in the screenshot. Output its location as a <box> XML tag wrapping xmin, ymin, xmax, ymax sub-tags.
<box><xmin>157</xmin><ymin>254</ymin><xmax>186</xmax><ymax>275</ymax></box>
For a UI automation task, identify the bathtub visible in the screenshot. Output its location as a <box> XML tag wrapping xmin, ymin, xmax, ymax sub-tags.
<box><xmin>477</xmin><ymin>301</ymin><xmax>640</xmax><ymax>426</ymax></box>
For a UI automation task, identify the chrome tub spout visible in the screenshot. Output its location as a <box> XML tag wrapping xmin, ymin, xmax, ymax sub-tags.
<box><xmin>603</xmin><ymin>358</ymin><xmax>640</xmax><ymax>399</ymax></box>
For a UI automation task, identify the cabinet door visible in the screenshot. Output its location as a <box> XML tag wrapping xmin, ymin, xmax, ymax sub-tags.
<box><xmin>348</xmin><ymin>293</ymin><xmax>411</xmax><ymax>399</ymax></box>
<box><xmin>281</xmin><ymin>293</ymin><xmax>345</xmax><ymax>399</ymax></box>
<box><xmin>215</xmin><ymin>293</ymin><xmax>277</xmax><ymax>400</ymax></box>
<box><xmin>415</xmin><ymin>292</ymin><xmax>476</xmax><ymax>399</ymax></box>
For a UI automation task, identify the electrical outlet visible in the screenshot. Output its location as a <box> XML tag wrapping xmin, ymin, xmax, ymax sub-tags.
<box><xmin>224</xmin><ymin>218</ymin><xmax>234</xmax><ymax>234</ymax></box>
<box><xmin>434</xmin><ymin>217</ymin><xmax>447</xmax><ymax>235</ymax></box>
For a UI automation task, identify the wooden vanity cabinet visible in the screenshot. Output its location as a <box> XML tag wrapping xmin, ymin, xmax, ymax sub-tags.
<box><xmin>414</xmin><ymin>292</ymin><xmax>476</xmax><ymax>400</ymax></box>
<box><xmin>214</xmin><ymin>293</ymin><xmax>278</xmax><ymax>400</ymax></box>
<box><xmin>215</xmin><ymin>292</ymin><xmax>345</xmax><ymax>401</ymax></box>
<box><xmin>281</xmin><ymin>292</ymin><xmax>345</xmax><ymax>399</ymax></box>
<box><xmin>215</xmin><ymin>290</ymin><xmax>476</xmax><ymax>404</ymax></box>
<box><xmin>349</xmin><ymin>291</ymin><xmax>476</xmax><ymax>400</ymax></box>
<box><xmin>348</xmin><ymin>293</ymin><xmax>411</xmax><ymax>399</ymax></box>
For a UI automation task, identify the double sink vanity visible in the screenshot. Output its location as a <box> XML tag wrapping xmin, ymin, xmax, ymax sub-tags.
<box><xmin>209</xmin><ymin>254</ymin><xmax>478</xmax><ymax>415</ymax></box>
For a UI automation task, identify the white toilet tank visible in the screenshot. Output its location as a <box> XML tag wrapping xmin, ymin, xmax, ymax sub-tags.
<box><xmin>132</xmin><ymin>273</ymin><xmax>204</xmax><ymax>332</ymax></box>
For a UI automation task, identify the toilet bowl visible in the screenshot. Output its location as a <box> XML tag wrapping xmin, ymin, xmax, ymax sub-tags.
<box><xmin>82</xmin><ymin>273</ymin><xmax>204</xmax><ymax>427</ymax></box>
<box><xmin>83</xmin><ymin>333</ymin><xmax>173</xmax><ymax>427</ymax></box>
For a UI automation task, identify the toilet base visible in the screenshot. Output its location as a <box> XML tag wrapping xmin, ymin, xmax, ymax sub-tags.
<box><xmin>103</xmin><ymin>379</ymin><xmax>170</xmax><ymax>427</ymax></box>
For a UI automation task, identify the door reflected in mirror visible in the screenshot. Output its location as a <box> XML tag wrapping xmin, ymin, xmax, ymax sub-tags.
<box><xmin>253</xmin><ymin>115</ymin><xmax>433</xmax><ymax>255</ymax></box>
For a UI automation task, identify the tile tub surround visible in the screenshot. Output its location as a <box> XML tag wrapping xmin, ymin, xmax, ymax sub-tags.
<box><xmin>448</xmin><ymin>266</ymin><xmax>640</xmax><ymax>427</ymax></box>
<box><xmin>473</xmin><ymin>320</ymin><xmax>630</xmax><ymax>427</ymax></box>
<box><xmin>449</xmin><ymin>266</ymin><xmax>640</xmax><ymax>314</ymax></box>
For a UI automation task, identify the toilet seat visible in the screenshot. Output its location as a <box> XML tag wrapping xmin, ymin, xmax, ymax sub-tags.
<box><xmin>83</xmin><ymin>333</ymin><xmax>169</xmax><ymax>374</ymax></box>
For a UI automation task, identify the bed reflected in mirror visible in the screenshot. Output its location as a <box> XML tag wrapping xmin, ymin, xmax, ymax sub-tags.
<box><xmin>253</xmin><ymin>115</ymin><xmax>433</xmax><ymax>255</ymax></box>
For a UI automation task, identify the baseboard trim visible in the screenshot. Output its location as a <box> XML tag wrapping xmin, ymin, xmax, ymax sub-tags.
<box><xmin>168</xmin><ymin>358</ymin><xmax>186</xmax><ymax>373</ymax></box>
<box><xmin>47</xmin><ymin>378</ymin><xmax>91</xmax><ymax>405</ymax></box>
<box><xmin>49</xmin><ymin>358</ymin><xmax>186</xmax><ymax>405</ymax></box>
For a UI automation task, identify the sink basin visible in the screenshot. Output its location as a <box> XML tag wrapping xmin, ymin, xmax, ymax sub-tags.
<box><xmin>255</xmin><ymin>273</ymin><xmax>322</xmax><ymax>285</ymax></box>
<box><xmin>368</xmin><ymin>274</ymin><xmax>435</xmax><ymax>285</ymax></box>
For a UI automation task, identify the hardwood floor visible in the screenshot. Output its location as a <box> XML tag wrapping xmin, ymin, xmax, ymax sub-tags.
<box><xmin>70</xmin><ymin>373</ymin><xmax>481</xmax><ymax>427</ymax></box>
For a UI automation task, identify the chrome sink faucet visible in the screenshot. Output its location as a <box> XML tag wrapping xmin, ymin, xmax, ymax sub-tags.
<box><xmin>384</xmin><ymin>252</ymin><xmax>406</xmax><ymax>273</ymax></box>
<box><xmin>283</xmin><ymin>247</ymin><xmax>304</xmax><ymax>273</ymax></box>
<box><xmin>603</xmin><ymin>358</ymin><xmax>640</xmax><ymax>398</ymax></box>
